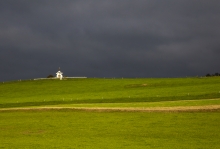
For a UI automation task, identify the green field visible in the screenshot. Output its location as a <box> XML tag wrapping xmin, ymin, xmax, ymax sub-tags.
<box><xmin>1</xmin><ymin>110</ymin><xmax>220</xmax><ymax>149</ymax></box>
<box><xmin>0</xmin><ymin>77</ymin><xmax>220</xmax><ymax>148</ymax></box>
<box><xmin>1</xmin><ymin>77</ymin><xmax>220</xmax><ymax>108</ymax></box>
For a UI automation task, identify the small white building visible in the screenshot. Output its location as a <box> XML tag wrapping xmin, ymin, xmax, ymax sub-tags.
<box><xmin>56</xmin><ymin>68</ymin><xmax>63</xmax><ymax>80</ymax></box>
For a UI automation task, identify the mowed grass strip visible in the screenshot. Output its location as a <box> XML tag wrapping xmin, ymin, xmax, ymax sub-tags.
<box><xmin>43</xmin><ymin>98</ymin><xmax>220</xmax><ymax>108</ymax></box>
<box><xmin>0</xmin><ymin>77</ymin><xmax>220</xmax><ymax>108</ymax></box>
<box><xmin>0</xmin><ymin>110</ymin><xmax>220</xmax><ymax>149</ymax></box>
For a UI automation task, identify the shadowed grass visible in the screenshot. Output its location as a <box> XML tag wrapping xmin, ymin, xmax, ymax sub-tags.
<box><xmin>43</xmin><ymin>98</ymin><xmax>220</xmax><ymax>108</ymax></box>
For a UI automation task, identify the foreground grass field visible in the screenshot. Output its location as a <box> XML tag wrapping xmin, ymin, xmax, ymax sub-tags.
<box><xmin>1</xmin><ymin>110</ymin><xmax>220</xmax><ymax>149</ymax></box>
<box><xmin>0</xmin><ymin>77</ymin><xmax>220</xmax><ymax>148</ymax></box>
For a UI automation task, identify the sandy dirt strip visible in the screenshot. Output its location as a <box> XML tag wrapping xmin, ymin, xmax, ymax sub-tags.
<box><xmin>0</xmin><ymin>105</ymin><xmax>220</xmax><ymax>112</ymax></box>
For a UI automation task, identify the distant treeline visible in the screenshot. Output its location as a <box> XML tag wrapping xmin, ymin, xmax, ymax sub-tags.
<box><xmin>206</xmin><ymin>73</ymin><xmax>220</xmax><ymax>77</ymax></box>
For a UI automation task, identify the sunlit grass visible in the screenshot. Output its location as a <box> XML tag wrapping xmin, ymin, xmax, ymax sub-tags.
<box><xmin>0</xmin><ymin>77</ymin><xmax>220</xmax><ymax>108</ymax></box>
<box><xmin>0</xmin><ymin>111</ymin><xmax>219</xmax><ymax>149</ymax></box>
<box><xmin>1</xmin><ymin>77</ymin><xmax>220</xmax><ymax>148</ymax></box>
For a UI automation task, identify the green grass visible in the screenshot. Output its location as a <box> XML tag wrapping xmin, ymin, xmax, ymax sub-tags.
<box><xmin>1</xmin><ymin>77</ymin><xmax>220</xmax><ymax>148</ymax></box>
<box><xmin>43</xmin><ymin>98</ymin><xmax>220</xmax><ymax>108</ymax></box>
<box><xmin>0</xmin><ymin>110</ymin><xmax>220</xmax><ymax>149</ymax></box>
<box><xmin>0</xmin><ymin>77</ymin><xmax>220</xmax><ymax>108</ymax></box>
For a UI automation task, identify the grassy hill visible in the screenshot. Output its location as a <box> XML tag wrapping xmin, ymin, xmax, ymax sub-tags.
<box><xmin>1</xmin><ymin>77</ymin><xmax>220</xmax><ymax>148</ymax></box>
<box><xmin>0</xmin><ymin>77</ymin><xmax>220</xmax><ymax>108</ymax></box>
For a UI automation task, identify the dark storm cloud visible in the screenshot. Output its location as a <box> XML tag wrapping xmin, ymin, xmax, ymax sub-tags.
<box><xmin>1</xmin><ymin>0</ymin><xmax>220</xmax><ymax>81</ymax></box>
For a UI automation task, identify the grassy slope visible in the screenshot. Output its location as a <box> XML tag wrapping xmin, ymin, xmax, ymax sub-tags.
<box><xmin>45</xmin><ymin>99</ymin><xmax>220</xmax><ymax>108</ymax></box>
<box><xmin>0</xmin><ymin>110</ymin><xmax>220</xmax><ymax>149</ymax></box>
<box><xmin>0</xmin><ymin>77</ymin><xmax>220</xmax><ymax>108</ymax></box>
<box><xmin>1</xmin><ymin>77</ymin><xmax>220</xmax><ymax>148</ymax></box>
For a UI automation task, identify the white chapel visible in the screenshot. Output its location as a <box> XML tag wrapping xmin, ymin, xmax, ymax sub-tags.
<box><xmin>56</xmin><ymin>68</ymin><xmax>63</xmax><ymax>80</ymax></box>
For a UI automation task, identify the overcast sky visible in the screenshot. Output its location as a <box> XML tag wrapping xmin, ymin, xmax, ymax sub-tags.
<box><xmin>1</xmin><ymin>0</ymin><xmax>220</xmax><ymax>81</ymax></box>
